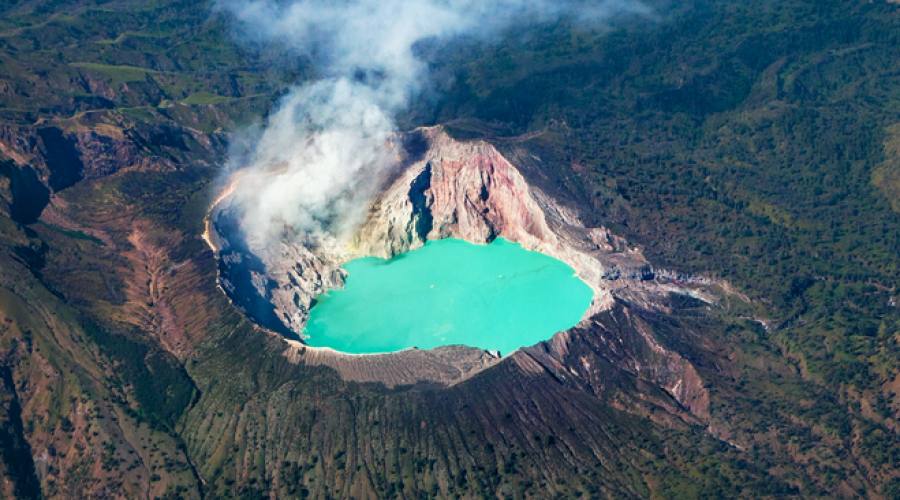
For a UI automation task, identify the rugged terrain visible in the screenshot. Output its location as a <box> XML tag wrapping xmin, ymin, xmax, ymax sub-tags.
<box><xmin>0</xmin><ymin>0</ymin><xmax>897</xmax><ymax>498</ymax></box>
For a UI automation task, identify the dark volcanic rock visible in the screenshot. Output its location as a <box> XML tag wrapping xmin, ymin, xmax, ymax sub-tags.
<box><xmin>37</xmin><ymin>127</ymin><xmax>84</xmax><ymax>192</ymax></box>
<box><xmin>0</xmin><ymin>160</ymin><xmax>49</xmax><ymax>224</ymax></box>
<box><xmin>0</xmin><ymin>366</ymin><xmax>41</xmax><ymax>500</ymax></box>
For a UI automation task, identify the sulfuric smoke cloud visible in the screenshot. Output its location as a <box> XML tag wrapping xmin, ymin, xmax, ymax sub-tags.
<box><xmin>216</xmin><ymin>0</ymin><xmax>649</xmax><ymax>252</ymax></box>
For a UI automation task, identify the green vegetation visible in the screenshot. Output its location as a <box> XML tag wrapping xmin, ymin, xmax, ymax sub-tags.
<box><xmin>0</xmin><ymin>0</ymin><xmax>304</xmax><ymax>122</ymax></box>
<box><xmin>80</xmin><ymin>320</ymin><xmax>196</xmax><ymax>431</ymax></box>
<box><xmin>432</xmin><ymin>0</ymin><xmax>899</xmax><ymax>405</ymax></box>
<box><xmin>871</xmin><ymin>123</ymin><xmax>900</xmax><ymax>213</ymax></box>
<box><xmin>35</xmin><ymin>222</ymin><xmax>104</xmax><ymax>246</ymax></box>
<box><xmin>70</xmin><ymin>62</ymin><xmax>157</xmax><ymax>84</ymax></box>
<box><xmin>181</xmin><ymin>92</ymin><xmax>233</xmax><ymax>106</ymax></box>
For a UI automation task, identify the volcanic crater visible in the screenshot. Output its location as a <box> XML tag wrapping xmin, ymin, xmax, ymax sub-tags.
<box><xmin>205</xmin><ymin>125</ymin><xmax>721</xmax><ymax>416</ymax></box>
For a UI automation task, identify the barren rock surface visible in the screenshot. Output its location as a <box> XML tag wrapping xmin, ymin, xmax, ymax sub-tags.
<box><xmin>283</xmin><ymin>344</ymin><xmax>501</xmax><ymax>388</ymax></box>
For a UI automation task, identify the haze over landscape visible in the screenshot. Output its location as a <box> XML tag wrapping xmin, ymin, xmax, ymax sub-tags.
<box><xmin>0</xmin><ymin>0</ymin><xmax>897</xmax><ymax>498</ymax></box>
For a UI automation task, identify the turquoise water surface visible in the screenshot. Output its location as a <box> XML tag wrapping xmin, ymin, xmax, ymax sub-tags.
<box><xmin>304</xmin><ymin>238</ymin><xmax>593</xmax><ymax>355</ymax></box>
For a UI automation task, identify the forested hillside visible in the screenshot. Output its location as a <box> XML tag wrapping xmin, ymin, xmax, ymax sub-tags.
<box><xmin>429</xmin><ymin>0</ymin><xmax>899</xmax><ymax>426</ymax></box>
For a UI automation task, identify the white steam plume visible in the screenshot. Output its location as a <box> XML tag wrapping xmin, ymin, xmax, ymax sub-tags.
<box><xmin>217</xmin><ymin>0</ymin><xmax>649</xmax><ymax>251</ymax></box>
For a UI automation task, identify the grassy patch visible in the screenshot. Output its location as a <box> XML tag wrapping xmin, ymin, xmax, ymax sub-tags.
<box><xmin>871</xmin><ymin>123</ymin><xmax>900</xmax><ymax>213</ymax></box>
<box><xmin>94</xmin><ymin>30</ymin><xmax>166</xmax><ymax>45</ymax></box>
<box><xmin>70</xmin><ymin>62</ymin><xmax>157</xmax><ymax>84</ymax></box>
<box><xmin>182</xmin><ymin>91</ymin><xmax>232</xmax><ymax>106</ymax></box>
<box><xmin>35</xmin><ymin>221</ymin><xmax>104</xmax><ymax>246</ymax></box>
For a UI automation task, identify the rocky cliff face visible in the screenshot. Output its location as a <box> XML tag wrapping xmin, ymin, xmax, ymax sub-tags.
<box><xmin>354</xmin><ymin>127</ymin><xmax>652</xmax><ymax>294</ymax></box>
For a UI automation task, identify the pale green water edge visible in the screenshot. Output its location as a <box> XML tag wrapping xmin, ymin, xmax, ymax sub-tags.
<box><xmin>304</xmin><ymin>238</ymin><xmax>593</xmax><ymax>355</ymax></box>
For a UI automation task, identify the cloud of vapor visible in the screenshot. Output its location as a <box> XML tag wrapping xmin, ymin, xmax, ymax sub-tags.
<box><xmin>217</xmin><ymin>0</ymin><xmax>649</xmax><ymax>251</ymax></box>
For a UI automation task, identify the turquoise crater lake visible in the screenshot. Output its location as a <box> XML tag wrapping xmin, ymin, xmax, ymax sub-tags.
<box><xmin>304</xmin><ymin>238</ymin><xmax>593</xmax><ymax>355</ymax></box>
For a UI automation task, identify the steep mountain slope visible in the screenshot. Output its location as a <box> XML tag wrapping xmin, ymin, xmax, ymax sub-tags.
<box><xmin>0</xmin><ymin>0</ymin><xmax>897</xmax><ymax>498</ymax></box>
